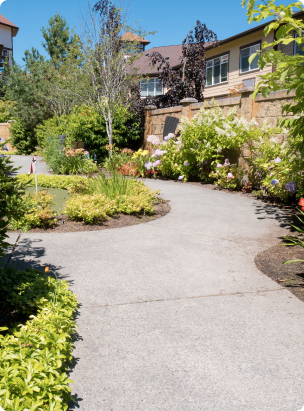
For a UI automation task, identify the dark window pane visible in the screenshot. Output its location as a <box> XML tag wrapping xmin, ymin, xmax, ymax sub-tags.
<box><xmin>206</xmin><ymin>67</ymin><xmax>212</xmax><ymax>86</ymax></box>
<box><xmin>214</xmin><ymin>63</ymin><xmax>220</xmax><ymax>84</ymax></box>
<box><xmin>221</xmin><ymin>62</ymin><xmax>228</xmax><ymax>82</ymax></box>
<box><xmin>156</xmin><ymin>79</ymin><xmax>163</xmax><ymax>95</ymax></box>
<box><xmin>140</xmin><ymin>80</ymin><xmax>148</xmax><ymax>97</ymax></box>
<box><xmin>148</xmin><ymin>79</ymin><xmax>155</xmax><ymax>96</ymax></box>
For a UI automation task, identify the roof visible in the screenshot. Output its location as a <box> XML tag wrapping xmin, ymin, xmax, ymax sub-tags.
<box><xmin>0</xmin><ymin>14</ymin><xmax>19</xmax><ymax>37</ymax></box>
<box><xmin>130</xmin><ymin>42</ymin><xmax>215</xmax><ymax>75</ymax></box>
<box><xmin>132</xmin><ymin>9</ymin><xmax>304</xmax><ymax>76</ymax></box>
<box><xmin>121</xmin><ymin>31</ymin><xmax>150</xmax><ymax>45</ymax></box>
<box><xmin>205</xmin><ymin>10</ymin><xmax>304</xmax><ymax>50</ymax></box>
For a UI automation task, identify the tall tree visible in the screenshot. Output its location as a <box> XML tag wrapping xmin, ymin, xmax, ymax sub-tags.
<box><xmin>70</xmin><ymin>0</ymin><xmax>142</xmax><ymax>147</ymax></box>
<box><xmin>41</xmin><ymin>12</ymin><xmax>80</xmax><ymax>63</ymax></box>
<box><xmin>146</xmin><ymin>21</ymin><xmax>218</xmax><ymax>108</ymax></box>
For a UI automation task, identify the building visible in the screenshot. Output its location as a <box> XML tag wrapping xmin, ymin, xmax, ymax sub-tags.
<box><xmin>133</xmin><ymin>11</ymin><xmax>304</xmax><ymax>99</ymax></box>
<box><xmin>0</xmin><ymin>13</ymin><xmax>19</xmax><ymax>73</ymax></box>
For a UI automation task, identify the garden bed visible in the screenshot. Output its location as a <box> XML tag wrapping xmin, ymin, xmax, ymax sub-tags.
<box><xmin>255</xmin><ymin>243</ymin><xmax>304</xmax><ymax>303</ymax></box>
<box><xmin>9</xmin><ymin>201</ymin><xmax>171</xmax><ymax>233</ymax></box>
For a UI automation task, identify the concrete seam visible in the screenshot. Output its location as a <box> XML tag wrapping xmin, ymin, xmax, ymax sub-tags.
<box><xmin>82</xmin><ymin>287</ymin><xmax>285</xmax><ymax>309</ymax></box>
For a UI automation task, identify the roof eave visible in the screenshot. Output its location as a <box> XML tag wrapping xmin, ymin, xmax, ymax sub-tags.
<box><xmin>205</xmin><ymin>10</ymin><xmax>304</xmax><ymax>51</ymax></box>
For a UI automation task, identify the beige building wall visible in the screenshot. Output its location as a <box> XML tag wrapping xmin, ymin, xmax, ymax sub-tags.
<box><xmin>204</xmin><ymin>29</ymin><xmax>274</xmax><ymax>99</ymax></box>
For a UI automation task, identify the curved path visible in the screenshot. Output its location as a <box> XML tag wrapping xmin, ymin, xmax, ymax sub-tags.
<box><xmin>7</xmin><ymin>164</ymin><xmax>304</xmax><ymax>411</ymax></box>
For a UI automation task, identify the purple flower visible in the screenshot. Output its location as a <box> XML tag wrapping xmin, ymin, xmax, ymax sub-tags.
<box><xmin>285</xmin><ymin>181</ymin><xmax>297</xmax><ymax>193</ymax></box>
<box><xmin>178</xmin><ymin>175</ymin><xmax>184</xmax><ymax>180</ymax></box>
<box><xmin>153</xmin><ymin>160</ymin><xmax>161</xmax><ymax>167</ymax></box>
<box><xmin>269</xmin><ymin>172</ymin><xmax>275</xmax><ymax>177</ymax></box>
<box><xmin>164</xmin><ymin>133</ymin><xmax>175</xmax><ymax>141</ymax></box>
<box><xmin>217</xmin><ymin>163</ymin><xmax>222</xmax><ymax>168</ymax></box>
<box><xmin>184</xmin><ymin>161</ymin><xmax>189</xmax><ymax>166</ymax></box>
<box><xmin>224</xmin><ymin>159</ymin><xmax>230</xmax><ymax>166</ymax></box>
<box><xmin>271</xmin><ymin>179</ymin><xmax>279</xmax><ymax>185</ymax></box>
<box><xmin>145</xmin><ymin>161</ymin><xmax>152</xmax><ymax>170</ymax></box>
<box><xmin>151</xmin><ymin>154</ymin><xmax>156</xmax><ymax>158</ymax></box>
<box><xmin>155</xmin><ymin>149</ymin><xmax>166</xmax><ymax>156</ymax></box>
<box><xmin>274</xmin><ymin>157</ymin><xmax>282</xmax><ymax>163</ymax></box>
<box><xmin>227</xmin><ymin>173</ymin><xmax>233</xmax><ymax>178</ymax></box>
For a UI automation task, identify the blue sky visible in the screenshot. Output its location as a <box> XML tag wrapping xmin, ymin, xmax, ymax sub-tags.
<box><xmin>1</xmin><ymin>0</ymin><xmax>294</xmax><ymax>65</ymax></box>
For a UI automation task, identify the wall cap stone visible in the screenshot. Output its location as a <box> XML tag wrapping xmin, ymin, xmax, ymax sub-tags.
<box><xmin>145</xmin><ymin>105</ymin><xmax>157</xmax><ymax>111</ymax></box>
<box><xmin>180</xmin><ymin>98</ymin><xmax>198</xmax><ymax>104</ymax></box>
<box><xmin>255</xmin><ymin>88</ymin><xmax>296</xmax><ymax>101</ymax></box>
<box><xmin>238</xmin><ymin>87</ymin><xmax>255</xmax><ymax>93</ymax></box>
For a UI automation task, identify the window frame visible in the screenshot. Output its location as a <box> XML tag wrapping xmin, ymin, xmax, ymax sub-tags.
<box><xmin>239</xmin><ymin>41</ymin><xmax>261</xmax><ymax>74</ymax></box>
<box><xmin>205</xmin><ymin>52</ymin><xmax>229</xmax><ymax>88</ymax></box>
<box><xmin>140</xmin><ymin>77</ymin><xmax>163</xmax><ymax>97</ymax></box>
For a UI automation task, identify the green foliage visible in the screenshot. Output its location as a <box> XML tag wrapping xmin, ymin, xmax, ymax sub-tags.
<box><xmin>210</xmin><ymin>164</ymin><xmax>247</xmax><ymax>190</ymax></box>
<box><xmin>9</xmin><ymin>191</ymin><xmax>57</xmax><ymax>230</ymax></box>
<box><xmin>16</xmin><ymin>173</ymin><xmax>158</xmax><ymax>225</ymax></box>
<box><xmin>0</xmin><ymin>265</ymin><xmax>78</xmax><ymax>410</ymax></box>
<box><xmin>0</xmin><ymin>154</ymin><xmax>28</xmax><ymax>260</ymax></box>
<box><xmin>242</xmin><ymin>0</ymin><xmax>304</xmax><ymax>155</ymax></box>
<box><xmin>37</xmin><ymin>105</ymin><xmax>142</xmax><ymax>161</ymax></box>
<box><xmin>146</xmin><ymin>103</ymin><xmax>279</xmax><ymax>182</ymax></box>
<box><xmin>44</xmin><ymin>142</ymin><xmax>98</xmax><ymax>175</ymax></box>
<box><xmin>16</xmin><ymin>174</ymin><xmax>88</xmax><ymax>190</ymax></box>
<box><xmin>64</xmin><ymin>175</ymin><xmax>156</xmax><ymax>224</ymax></box>
<box><xmin>41</xmin><ymin>12</ymin><xmax>80</xmax><ymax>63</ymax></box>
<box><xmin>9</xmin><ymin>119</ymin><xmax>38</xmax><ymax>155</ymax></box>
<box><xmin>0</xmin><ymin>100</ymin><xmax>15</xmax><ymax>123</ymax></box>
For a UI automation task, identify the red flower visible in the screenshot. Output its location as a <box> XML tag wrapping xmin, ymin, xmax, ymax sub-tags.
<box><xmin>298</xmin><ymin>198</ymin><xmax>304</xmax><ymax>207</ymax></box>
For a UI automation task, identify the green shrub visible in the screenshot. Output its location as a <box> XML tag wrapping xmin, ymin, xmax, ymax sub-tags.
<box><xmin>0</xmin><ymin>155</ymin><xmax>28</xmax><ymax>260</ymax></box>
<box><xmin>9</xmin><ymin>190</ymin><xmax>57</xmax><ymax>230</ymax></box>
<box><xmin>0</xmin><ymin>100</ymin><xmax>16</xmax><ymax>123</ymax></box>
<box><xmin>0</xmin><ymin>265</ymin><xmax>78</xmax><ymax>410</ymax></box>
<box><xmin>64</xmin><ymin>194</ymin><xmax>117</xmax><ymax>224</ymax></box>
<box><xmin>9</xmin><ymin>119</ymin><xmax>38</xmax><ymax>155</ymax></box>
<box><xmin>210</xmin><ymin>162</ymin><xmax>247</xmax><ymax>190</ymax></box>
<box><xmin>37</xmin><ymin>105</ymin><xmax>142</xmax><ymax>161</ymax></box>
<box><xmin>44</xmin><ymin>143</ymin><xmax>98</xmax><ymax>175</ymax></box>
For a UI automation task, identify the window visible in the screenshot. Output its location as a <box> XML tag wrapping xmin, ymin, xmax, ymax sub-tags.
<box><xmin>140</xmin><ymin>78</ymin><xmax>163</xmax><ymax>97</ymax></box>
<box><xmin>206</xmin><ymin>54</ymin><xmax>229</xmax><ymax>87</ymax></box>
<box><xmin>294</xmin><ymin>32</ymin><xmax>304</xmax><ymax>56</ymax></box>
<box><xmin>240</xmin><ymin>43</ymin><xmax>260</xmax><ymax>73</ymax></box>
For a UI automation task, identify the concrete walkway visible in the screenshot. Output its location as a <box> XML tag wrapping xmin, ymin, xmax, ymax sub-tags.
<box><xmin>7</xmin><ymin>158</ymin><xmax>304</xmax><ymax>411</ymax></box>
<box><xmin>8</xmin><ymin>155</ymin><xmax>50</xmax><ymax>175</ymax></box>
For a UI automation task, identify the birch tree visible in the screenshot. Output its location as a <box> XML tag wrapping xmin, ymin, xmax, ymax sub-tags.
<box><xmin>78</xmin><ymin>0</ymin><xmax>139</xmax><ymax>147</ymax></box>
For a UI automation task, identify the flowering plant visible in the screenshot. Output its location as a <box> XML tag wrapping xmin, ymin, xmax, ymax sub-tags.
<box><xmin>209</xmin><ymin>160</ymin><xmax>247</xmax><ymax>190</ymax></box>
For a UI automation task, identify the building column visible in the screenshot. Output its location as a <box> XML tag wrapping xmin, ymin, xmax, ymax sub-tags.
<box><xmin>239</xmin><ymin>87</ymin><xmax>255</xmax><ymax>122</ymax></box>
<box><xmin>144</xmin><ymin>105</ymin><xmax>157</xmax><ymax>149</ymax></box>
<box><xmin>180</xmin><ymin>98</ymin><xmax>198</xmax><ymax>121</ymax></box>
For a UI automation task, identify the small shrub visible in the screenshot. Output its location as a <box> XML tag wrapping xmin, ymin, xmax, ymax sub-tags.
<box><xmin>9</xmin><ymin>190</ymin><xmax>57</xmax><ymax>230</ymax></box>
<box><xmin>0</xmin><ymin>266</ymin><xmax>78</xmax><ymax>410</ymax></box>
<box><xmin>209</xmin><ymin>161</ymin><xmax>247</xmax><ymax>190</ymax></box>
<box><xmin>64</xmin><ymin>194</ymin><xmax>117</xmax><ymax>224</ymax></box>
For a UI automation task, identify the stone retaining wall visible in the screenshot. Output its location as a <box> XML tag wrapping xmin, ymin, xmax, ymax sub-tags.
<box><xmin>144</xmin><ymin>89</ymin><xmax>295</xmax><ymax>148</ymax></box>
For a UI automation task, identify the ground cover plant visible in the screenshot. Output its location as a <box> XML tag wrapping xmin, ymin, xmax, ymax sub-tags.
<box><xmin>14</xmin><ymin>173</ymin><xmax>160</xmax><ymax>227</ymax></box>
<box><xmin>0</xmin><ymin>265</ymin><xmax>78</xmax><ymax>411</ymax></box>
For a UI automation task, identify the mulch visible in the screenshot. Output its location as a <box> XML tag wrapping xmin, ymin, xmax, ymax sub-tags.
<box><xmin>8</xmin><ymin>201</ymin><xmax>171</xmax><ymax>234</ymax></box>
<box><xmin>255</xmin><ymin>243</ymin><xmax>304</xmax><ymax>303</ymax></box>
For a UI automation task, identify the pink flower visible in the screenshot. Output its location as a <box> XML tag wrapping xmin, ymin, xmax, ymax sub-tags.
<box><xmin>227</xmin><ymin>173</ymin><xmax>234</xmax><ymax>178</ymax></box>
<box><xmin>153</xmin><ymin>160</ymin><xmax>161</xmax><ymax>167</ymax></box>
<box><xmin>84</xmin><ymin>151</ymin><xmax>89</xmax><ymax>155</ymax></box>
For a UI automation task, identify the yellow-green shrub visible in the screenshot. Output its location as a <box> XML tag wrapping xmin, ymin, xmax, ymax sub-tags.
<box><xmin>0</xmin><ymin>266</ymin><xmax>78</xmax><ymax>411</ymax></box>
<box><xmin>64</xmin><ymin>194</ymin><xmax>117</xmax><ymax>224</ymax></box>
<box><xmin>16</xmin><ymin>174</ymin><xmax>89</xmax><ymax>190</ymax></box>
